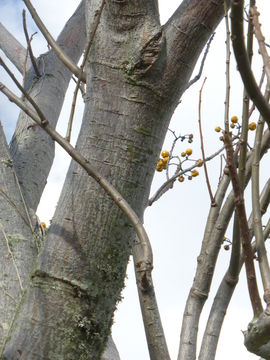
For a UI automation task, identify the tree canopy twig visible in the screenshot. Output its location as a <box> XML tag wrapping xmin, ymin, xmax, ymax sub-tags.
<box><xmin>198</xmin><ymin>77</ymin><xmax>215</xmax><ymax>206</ymax></box>
<box><xmin>22</xmin><ymin>9</ymin><xmax>40</xmax><ymax>77</ymax></box>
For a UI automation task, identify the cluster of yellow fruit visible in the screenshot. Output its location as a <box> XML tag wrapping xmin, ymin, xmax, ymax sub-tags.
<box><xmin>156</xmin><ymin>150</ymin><xmax>169</xmax><ymax>172</ymax></box>
<box><xmin>181</xmin><ymin>148</ymin><xmax>193</xmax><ymax>157</ymax></box>
<box><xmin>215</xmin><ymin>116</ymin><xmax>257</xmax><ymax>133</ymax></box>
<box><xmin>178</xmin><ymin>169</ymin><xmax>199</xmax><ymax>182</ymax></box>
<box><xmin>156</xmin><ymin>147</ymin><xmax>201</xmax><ymax>183</ymax></box>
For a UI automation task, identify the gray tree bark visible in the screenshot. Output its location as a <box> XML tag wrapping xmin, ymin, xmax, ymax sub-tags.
<box><xmin>0</xmin><ymin>0</ymin><xmax>230</xmax><ymax>359</ymax></box>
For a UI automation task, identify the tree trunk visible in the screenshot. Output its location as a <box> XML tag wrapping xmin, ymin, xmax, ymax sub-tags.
<box><xmin>1</xmin><ymin>1</ymin><xmax>228</xmax><ymax>359</ymax></box>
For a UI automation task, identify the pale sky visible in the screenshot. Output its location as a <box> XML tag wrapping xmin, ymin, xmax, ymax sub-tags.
<box><xmin>1</xmin><ymin>1</ymin><xmax>270</xmax><ymax>359</ymax></box>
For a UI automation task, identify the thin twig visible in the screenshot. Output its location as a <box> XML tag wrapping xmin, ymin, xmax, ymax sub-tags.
<box><xmin>185</xmin><ymin>33</ymin><xmax>215</xmax><ymax>91</ymax></box>
<box><xmin>165</xmin><ymin>129</ymin><xmax>182</xmax><ymax>181</ymax></box>
<box><xmin>0</xmin><ymin>56</ymin><xmax>47</xmax><ymax>125</ymax></box>
<box><xmin>23</xmin><ymin>0</ymin><xmax>84</xmax><ymax>81</ymax></box>
<box><xmin>231</xmin><ymin>0</ymin><xmax>270</xmax><ymax>129</ymax></box>
<box><xmin>224</xmin><ymin>3</ymin><xmax>231</xmax><ymax>134</ymax></box>
<box><xmin>224</xmin><ymin>131</ymin><xmax>263</xmax><ymax>317</ymax></box>
<box><xmin>66</xmin><ymin>0</ymin><xmax>105</xmax><ymax>142</ymax></box>
<box><xmin>22</xmin><ymin>9</ymin><xmax>40</xmax><ymax>77</ymax></box>
<box><xmin>0</xmin><ymin>224</ymin><xmax>23</xmax><ymax>291</ymax></box>
<box><xmin>198</xmin><ymin>77</ymin><xmax>215</xmax><ymax>206</ymax></box>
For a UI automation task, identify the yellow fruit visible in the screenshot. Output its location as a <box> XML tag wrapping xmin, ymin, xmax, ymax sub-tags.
<box><xmin>157</xmin><ymin>159</ymin><xmax>163</xmax><ymax>167</ymax></box>
<box><xmin>181</xmin><ymin>151</ymin><xmax>186</xmax><ymax>157</ymax></box>
<box><xmin>249</xmin><ymin>122</ymin><xmax>256</xmax><ymax>131</ymax></box>
<box><xmin>231</xmin><ymin>116</ymin><xmax>238</xmax><ymax>123</ymax></box>
<box><xmin>215</xmin><ymin>126</ymin><xmax>221</xmax><ymax>132</ymax></box>
<box><xmin>162</xmin><ymin>156</ymin><xmax>169</xmax><ymax>164</ymax></box>
<box><xmin>230</xmin><ymin>123</ymin><xmax>235</xmax><ymax>129</ymax></box>
<box><xmin>41</xmin><ymin>222</ymin><xmax>46</xmax><ymax>229</ymax></box>
<box><xmin>186</xmin><ymin>148</ymin><xmax>192</xmax><ymax>156</ymax></box>
<box><xmin>178</xmin><ymin>175</ymin><xmax>184</xmax><ymax>182</ymax></box>
<box><xmin>191</xmin><ymin>170</ymin><xmax>199</xmax><ymax>177</ymax></box>
<box><xmin>156</xmin><ymin>165</ymin><xmax>163</xmax><ymax>172</ymax></box>
<box><xmin>161</xmin><ymin>150</ymin><xmax>169</xmax><ymax>158</ymax></box>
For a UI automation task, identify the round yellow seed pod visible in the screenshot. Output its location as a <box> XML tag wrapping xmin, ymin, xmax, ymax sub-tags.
<box><xmin>162</xmin><ymin>156</ymin><xmax>169</xmax><ymax>164</ymax></box>
<box><xmin>230</xmin><ymin>123</ymin><xmax>235</xmax><ymax>129</ymax></box>
<box><xmin>215</xmin><ymin>126</ymin><xmax>221</xmax><ymax>133</ymax></box>
<box><xmin>181</xmin><ymin>151</ymin><xmax>186</xmax><ymax>157</ymax></box>
<box><xmin>231</xmin><ymin>116</ymin><xmax>238</xmax><ymax>123</ymax></box>
<box><xmin>161</xmin><ymin>150</ymin><xmax>169</xmax><ymax>158</ymax></box>
<box><xmin>191</xmin><ymin>170</ymin><xmax>199</xmax><ymax>177</ymax></box>
<box><xmin>178</xmin><ymin>175</ymin><xmax>184</xmax><ymax>182</ymax></box>
<box><xmin>186</xmin><ymin>148</ymin><xmax>192</xmax><ymax>156</ymax></box>
<box><xmin>249</xmin><ymin>122</ymin><xmax>256</xmax><ymax>131</ymax></box>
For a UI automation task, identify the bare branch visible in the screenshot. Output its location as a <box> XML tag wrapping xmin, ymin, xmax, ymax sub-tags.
<box><xmin>224</xmin><ymin>131</ymin><xmax>263</xmax><ymax>317</ymax></box>
<box><xmin>230</xmin><ymin>0</ymin><xmax>270</xmax><ymax>129</ymax></box>
<box><xmin>185</xmin><ymin>33</ymin><xmax>215</xmax><ymax>91</ymax></box>
<box><xmin>251</xmin><ymin>6</ymin><xmax>270</xmax><ymax>84</ymax></box>
<box><xmin>22</xmin><ymin>10</ymin><xmax>40</xmax><ymax>78</ymax></box>
<box><xmin>0</xmin><ymin>56</ymin><xmax>47</xmax><ymax>125</ymax></box>
<box><xmin>198</xmin><ymin>77</ymin><xmax>215</xmax><ymax>206</ymax></box>
<box><xmin>23</xmin><ymin>0</ymin><xmax>85</xmax><ymax>81</ymax></box>
<box><xmin>252</xmin><ymin>100</ymin><xmax>270</xmax><ymax>312</ymax></box>
<box><xmin>66</xmin><ymin>0</ymin><xmax>105</xmax><ymax>142</ymax></box>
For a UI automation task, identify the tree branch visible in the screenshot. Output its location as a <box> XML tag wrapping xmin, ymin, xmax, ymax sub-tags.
<box><xmin>0</xmin><ymin>23</ymin><xmax>31</xmax><ymax>74</ymax></box>
<box><xmin>22</xmin><ymin>10</ymin><xmax>40</xmax><ymax>78</ymax></box>
<box><xmin>162</xmin><ymin>0</ymin><xmax>230</xmax><ymax>100</ymax></box>
<box><xmin>224</xmin><ymin>131</ymin><xmax>263</xmax><ymax>317</ymax></box>
<box><xmin>178</xmin><ymin>128</ymin><xmax>270</xmax><ymax>360</ymax></box>
<box><xmin>252</xmin><ymin>102</ymin><xmax>270</xmax><ymax>312</ymax></box>
<box><xmin>230</xmin><ymin>0</ymin><xmax>270</xmax><ymax>129</ymax></box>
<box><xmin>251</xmin><ymin>6</ymin><xmax>270</xmax><ymax>84</ymax></box>
<box><xmin>185</xmin><ymin>32</ymin><xmax>215</xmax><ymax>91</ymax></box>
<box><xmin>198</xmin><ymin>77</ymin><xmax>215</xmax><ymax>206</ymax></box>
<box><xmin>66</xmin><ymin>0</ymin><xmax>105</xmax><ymax>142</ymax></box>
<box><xmin>23</xmin><ymin>0</ymin><xmax>85</xmax><ymax>82</ymax></box>
<box><xmin>9</xmin><ymin>0</ymin><xmax>86</xmax><ymax>211</ymax></box>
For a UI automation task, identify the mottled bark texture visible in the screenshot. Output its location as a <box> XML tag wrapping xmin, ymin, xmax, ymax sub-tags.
<box><xmin>1</xmin><ymin>0</ymin><xmax>228</xmax><ymax>359</ymax></box>
<box><xmin>0</xmin><ymin>121</ymin><xmax>37</xmax><ymax>349</ymax></box>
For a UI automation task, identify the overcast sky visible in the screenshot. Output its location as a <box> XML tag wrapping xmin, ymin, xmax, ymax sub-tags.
<box><xmin>1</xmin><ymin>1</ymin><xmax>270</xmax><ymax>359</ymax></box>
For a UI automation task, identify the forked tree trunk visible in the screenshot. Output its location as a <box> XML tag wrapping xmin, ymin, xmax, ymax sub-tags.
<box><xmin>1</xmin><ymin>1</ymin><xmax>228</xmax><ymax>359</ymax></box>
